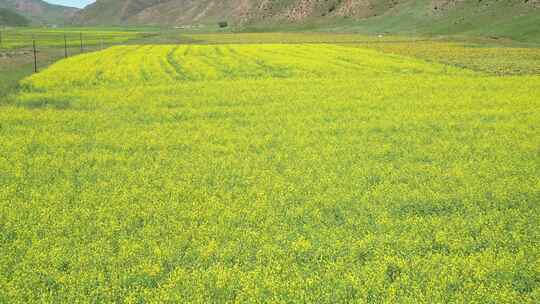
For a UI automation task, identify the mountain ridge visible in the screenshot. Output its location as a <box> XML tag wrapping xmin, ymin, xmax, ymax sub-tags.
<box><xmin>70</xmin><ymin>0</ymin><xmax>540</xmax><ymax>42</ymax></box>
<box><xmin>0</xmin><ymin>0</ymin><xmax>78</xmax><ymax>25</ymax></box>
<box><xmin>0</xmin><ymin>7</ymin><xmax>29</xmax><ymax>26</ymax></box>
<box><xmin>73</xmin><ymin>0</ymin><xmax>540</xmax><ymax>26</ymax></box>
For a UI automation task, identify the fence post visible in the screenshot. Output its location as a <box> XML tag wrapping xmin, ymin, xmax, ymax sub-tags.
<box><xmin>64</xmin><ymin>33</ymin><xmax>68</xmax><ymax>58</ymax></box>
<box><xmin>33</xmin><ymin>39</ymin><xmax>38</xmax><ymax>73</ymax></box>
<box><xmin>80</xmin><ymin>32</ymin><xmax>83</xmax><ymax>53</ymax></box>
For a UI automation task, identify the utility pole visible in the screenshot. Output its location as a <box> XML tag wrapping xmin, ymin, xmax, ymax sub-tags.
<box><xmin>64</xmin><ymin>33</ymin><xmax>68</xmax><ymax>58</ymax></box>
<box><xmin>80</xmin><ymin>32</ymin><xmax>83</xmax><ymax>53</ymax></box>
<box><xmin>33</xmin><ymin>39</ymin><xmax>38</xmax><ymax>73</ymax></box>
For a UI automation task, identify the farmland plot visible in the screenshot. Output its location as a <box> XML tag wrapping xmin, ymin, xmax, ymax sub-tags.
<box><xmin>1</xmin><ymin>44</ymin><xmax>539</xmax><ymax>303</ymax></box>
<box><xmin>0</xmin><ymin>28</ymin><xmax>153</xmax><ymax>49</ymax></box>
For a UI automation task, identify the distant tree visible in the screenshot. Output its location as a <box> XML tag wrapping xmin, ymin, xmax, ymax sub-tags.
<box><xmin>218</xmin><ymin>21</ymin><xmax>228</xmax><ymax>28</ymax></box>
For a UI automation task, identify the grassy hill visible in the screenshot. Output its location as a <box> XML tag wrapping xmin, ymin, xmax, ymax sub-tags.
<box><xmin>73</xmin><ymin>0</ymin><xmax>384</xmax><ymax>25</ymax></box>
<box><xmin>0</xmin><ymin>0</ymin><xmax>78</xmax><ymax>25</ymax></box>
<box><xmin>71</xmin><ymin>0</ymin><xmax>540</xmax><ymax>42</ymax></box>
<box><xmin>320</xmin><ymin>0</ymin><xmax>540</xmax><ymax>44</ymax></box>
<box><xmin>0</xmin><ymin>8</ymin><xmax>29</xmax><ymax>26</ymax></box>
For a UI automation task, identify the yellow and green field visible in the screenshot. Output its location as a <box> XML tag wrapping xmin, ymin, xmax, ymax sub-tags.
<box><xmin>0</xmin><ymin>28</ymin><xmax>155</xmax><ymax>49</ymax></box>
<box><xmin>1</xmin><ymin>40</ymin><xmax>539</xmax><ymax>302</ymax></box>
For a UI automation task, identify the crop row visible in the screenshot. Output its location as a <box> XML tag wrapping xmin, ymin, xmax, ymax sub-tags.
<box><xmin>20</xmin><ymin>44</ymin><xmax>475</xmax><ymax>92</ymax></box>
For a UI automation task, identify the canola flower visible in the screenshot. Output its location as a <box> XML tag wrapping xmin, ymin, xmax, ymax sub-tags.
<box><xmin>185</xmin><ymin>33</ymin><xmax>418</xmax><ymax>45</ymax></box>
<box><xmin>1</xmin><ymin>43</ymin><xmax>539</xmax><ymax>303</ymax></box>
<box><xmin>357</xmin><ymin>41</ymin><xmax>540</xmax><ymax>76</ymax></box>
<box><xmin>0</xmin><ymin>28</ymin><xmax>150</xmax><ymax>49</ymax></box>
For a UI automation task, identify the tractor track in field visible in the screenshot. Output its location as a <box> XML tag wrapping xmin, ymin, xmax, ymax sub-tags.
<box><xmin>160</xmin><ymin>46</ymin><xmax>180</xmax><ymax>81</ymax></box>
<box><xmin>139</xmin><ymin>45</ymin><xmax>156</xmax><ymax>82</ymax></box>
<box><xmin>225</xmin><ymin>46</ymin><xmax>293</xmax><ymax>79</ymax></box>
<box><xmin>165</xmin><ymin>46</ymin><xmax>191</xmax><ymax>81</ymax></box>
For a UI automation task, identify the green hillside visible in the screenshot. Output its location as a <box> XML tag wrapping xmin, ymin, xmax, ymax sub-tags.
<box><xmin>0</xmin><ymin>8</ymin><xmax>29</xmax><ymax>26</ymax></box>
<box><xmin>71</xmin><ymin>0</ymin><xmax>540</xmax><ymax>42</ymax></box>
<box><xmin>321</xmin><ymin>0</ymin><xmax>540</xmax><ymax>44</ymax></box>
<box><xmin>0</xmin><ymin>0</ymin><xmax>78</xmax><ymax>25</ymax></box>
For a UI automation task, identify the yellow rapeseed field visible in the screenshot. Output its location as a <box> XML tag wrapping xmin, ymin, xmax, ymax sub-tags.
<box><xmin>1</xmin><ymin>43</ymin><xmax>539</xmax><ymax>303</ymax></box>
<box><xmin>357</xmin><ymin>41</ymin><xmax>540</xmax><ymax>75</ymax></box>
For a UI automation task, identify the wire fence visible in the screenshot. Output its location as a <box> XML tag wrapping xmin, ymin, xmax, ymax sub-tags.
<box><xmin>0</xmin><ymin>30</ymin><xmax>427</xmax><ymax>74</ymax></box>
<box><xmin>0</xmin><ymin>30</ymin><xmax>152</xmax><ymax>47</ymax></box>
<box><xmin>0</xmin><ymin>30</ymin><xmax>156</xmax><ymax>73</ymax></box>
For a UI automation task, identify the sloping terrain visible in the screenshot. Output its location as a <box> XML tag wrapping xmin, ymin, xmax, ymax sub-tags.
<box><xmin>71</xmin><ymin>0</ymin><xmax>540</xmax><ymax>42</ymax></box>
<box><xmin>0</xmin><ymin>7</ymin><xmax>29</xmax><ymax>26</ymax></box>
<box><xmin>73</xmin><ymin>0</ymin><xmax>393</xmax><ymax>25</ymax></box>
<box><xmin>0</xmin><ymin>0</ymin><xmax>78</xmax><ymax>25</ymax></box>
<box><xmin>322</xmin><ymin>0</ymin><xmax>540</xmax><ymax>43</ymax></box>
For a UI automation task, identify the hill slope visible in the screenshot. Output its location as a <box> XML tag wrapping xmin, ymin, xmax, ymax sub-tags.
<box><xmin>0</xmin><ymin>7</ymin><xmax>29</xmax><ymax>26</ymax></box>
<box><xmin>320</xmin><ymin>0</ymin><xmax>540</xmax><ymax>43</ymax></box>
<box><xmin>73</xmin><ymin>0</ymin><xmax>540</xmax><ymax>41</ymax></box>
<box><xmin>74</xmin><ymin>0</ymin><xmax>378</xmax><ymax>25</ymax></box>
<box><xmin>0</xmin><ymin>0</ymin><xmax>78</xmax><ymax>25</ymax></box>
<box><xmin>74</xmin><ymin>1</ymin><xmax>539</xmax><ymax>24</ymax></box>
